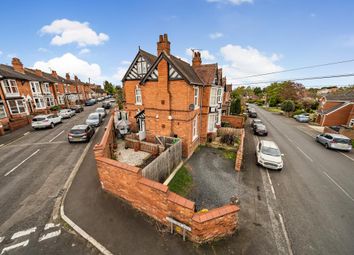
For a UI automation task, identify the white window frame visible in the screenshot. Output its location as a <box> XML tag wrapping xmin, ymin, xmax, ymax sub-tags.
<box><xmin>137</xmin><ymin>57</ymin><xmax>147</xmax><ymax>76</ymax></box>
<box><xmin>194</xmin><ymin>86</ymin><xmax>199</xmax><ymax>109</ymax></box>
<box><xmin>42</xmin><ymin>82</ymin><xmax>51</xmax><ymax>94</ymax></box>
<box><xmin>192</xmin><ymin>116</ymin><xmax>198</xmax><ymax>141</ymax></box>
<box><xmin>0</xmin><ymin>105</ymin><xmax>7</xmax><ymax>118</ymax></box>
<box><xmin>58</xmin><ymin>95</ymin><xmax>65</xmax><ymax>105</ymax></box>
<box><xmin>1</xmin><ymin>79</ymin><xmax>19</xmax><ymax>96</ymax></box>
<box><xmin>207</xmin><ymin>113</ymin><xmax>217</xmax><ymax>132</ymax></box>
<box><xmin>135</xmin><ymin>88</ymin><xmax>142</xmax><ymax>105</ymax></box>
<box><xmin>349</xmin><ymin>118</ymin><xmax>354</xmax><ymax>127</ymax></box>
<box><xmin>34</xmin><ymin>96</ymin><xmax>46</xmax><ymax>109</ymax></box>
<box><xmin>210</xmin><ymin>87</ymin><xmax>218</xmax><ymax>106</ymax></box>
<box><xmin>45</xmin><ymin>96</ymin><xmax>55</xmax><ymax>107</ymax></box>
<box><xmin>217</xmin><ymin>88</ymin><xmax>223</xmax><ymax>103</ymax></box>
<box><xmin>30</xmin><ymin>81</ymin><xmax>41</xmax><ymax>95</ymax></box>
<box><xmin>7</xmin><ymin>99</ymin><xmax>27</xmax><ymax>114</ymax></box>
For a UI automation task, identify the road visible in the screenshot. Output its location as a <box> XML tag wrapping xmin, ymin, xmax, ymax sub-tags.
<box><xmin>247</xmin><ymin>106</ymin><xmax>354</xmax><ymax>255</ymax></box>
<box><xmin>0</xmin><ymin>105</ymin><xmax>105</xmax><ymax>255</ymax></box>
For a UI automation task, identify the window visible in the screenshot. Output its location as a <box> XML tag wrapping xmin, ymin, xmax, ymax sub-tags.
<box><xmin>137</xmin><ymin>57</ymin><xmax>147</xmax><ymax>75</ymax></box>
<box><xmin>217</xmin><ymin>88</ymin><xmax>223</xmax><ymax>103</ymax></box>
<box><xmin>194</xmin><ymin>87</ymin><xmax>199</xmax><ymax>108</ymax></box>
<box><xmin>42</xmin><ymin>83</ymin><xmax>50</xmax><ymax>94</ymax></box>
<box><xmin>34</xmin><ymin>97</ymin><xmax>46</xmax><ymax>109</ymax></box>
<box><xmin>46</xmin><ymin>96</ymin><xmax>55</xmax><ymax>107</ymax></box>
<box><xmin>7</xmin><ymin>99</ymin><xmax>27</xmax><ymax>114</ymax></box>
<box><xmin>135</xmin><ymin>88</ymin><xmax>142</xmax><ymax>105</ymax></box>
<box><xmin>210</xmin><ymin>87</ymin><xmax>218</xmax><ymax>106</ymax></box>
<box><xmin>30</xmin><ymin>81</ymin><xmax>41</xmax><ymax>95</ymax></box>
<box><xmin>192</xmin><ymin>116</ymin><xmax>198</xmax><ymax>141</ymax></box>
<box><xmin>0</xmin><ymin>105</ymin><xmax>7</xmax><ymax>118</ymax></box>
<box><xmin>1</xmin><ymin>79</ymin><xmax>19</xmax><ymax>95</ymax></box>
<box><xmin>58</xmin><ymin>95</ymin><xmax>65</xmax><ymax>105</ymax></box>
<box><xmin>349</xmin><ymin>119</ymin><xmax>354</xmax><ymax>127</ymax></box>
<box><xmin>208</xmin><ymin>113</ymin><xmax>217</xmax><ymax>132</ymax></box>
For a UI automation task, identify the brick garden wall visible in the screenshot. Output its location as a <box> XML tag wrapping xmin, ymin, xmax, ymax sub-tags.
<box><xmin>94</xmin><ymin>115</ymin><xmax>240</xmax><ymax>243</ymax></box>
<box><xmin>221</xmin><ymin>115</ymin><xmax>245</xmax><ymax>128</ymax></box>
<box><xmin>235</xmin><ymin>129</ymin><xmax>245</xmax><ymax>171</ymax></box>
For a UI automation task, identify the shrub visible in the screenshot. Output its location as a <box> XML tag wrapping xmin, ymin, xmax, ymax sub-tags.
<box><xmin>230</xmin><ymin>97</ymin><xmax>241</xmax><ymax>115</ymax></box>
<box><xmin>281</xmin><ymin>100</ymin><xmax>295</xmax><ymax>113</ymax></box>
<box><xmin>50</xmin><ymin>105</ymin><xmax>61</xmax><ymax>111</ymax></box>
<box><xmin>255</xmin><ymin>99</ymin><xmax>265</xmax><ymax>106</ymax></box>
<box><xmin>268</xmin><ymin>96</ymin><xmax>279</xmax><ymax>107</ymax></box>
<box><xmin>220</xmin><ymin>134</ymin><xmax>237</xmax><ymax>145</ymax></box>
<box><xmin>221</xmin><ymin>121</ymin><xmax>231</xmax><ymax>127</ymax></box>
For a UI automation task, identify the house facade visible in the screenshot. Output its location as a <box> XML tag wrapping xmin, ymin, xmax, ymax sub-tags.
<box><xmin>122</xmin><ymin>34</ymin><xmax>226</xmax><ymax>157</ymax></box>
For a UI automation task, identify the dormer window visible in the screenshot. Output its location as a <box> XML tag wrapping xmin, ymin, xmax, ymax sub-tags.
<box><xmin>137</xmin><ymin>57</ymin><xmax>147</xmax><ymax>76</ymax></box>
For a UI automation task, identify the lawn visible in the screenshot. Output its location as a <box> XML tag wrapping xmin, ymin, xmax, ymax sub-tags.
<box><xmin>223</xmin><ymin>150</ymin><xmax>236</xmax><ymax>161</ymax></box>
<box><xmin>168</xmin><ymin>165</ymin><xmax>193</xmax><ymax>197</ymax></box>
<box><xmin>261</xmin><ymin>106</ymin><xmax>283</xmax><ymax>113</ymax></box>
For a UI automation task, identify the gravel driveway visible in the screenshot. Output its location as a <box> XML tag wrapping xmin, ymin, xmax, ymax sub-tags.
<box><xmin>186</xmin><ymin>146</ymin><xmax>238</xmax><ymax>210</ymax></box>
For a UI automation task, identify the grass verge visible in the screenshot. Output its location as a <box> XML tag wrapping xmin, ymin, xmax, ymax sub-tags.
<box><xmin>168</xmin><ymin>165</ymin><xmax>193</xmax><ymax>197</ymax></box>
<box><xmin>223</xmin><ymin>150</ymin><xmax>236</xmax><ymax>161</ymax></box>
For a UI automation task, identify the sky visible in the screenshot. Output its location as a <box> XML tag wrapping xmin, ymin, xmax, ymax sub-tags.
<box><xmin>1</xmin><ymin>0</ymin><xmax>354</xmax><ymax>88</ymax></box>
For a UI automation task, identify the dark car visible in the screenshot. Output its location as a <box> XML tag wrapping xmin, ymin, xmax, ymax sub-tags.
<box><xmin>249</xmin><ymin>109</ymin><xmax>257</xmax><ymax>118</ymax></box>
<box><xmin>70</xmin><ymin>104</ymin><xmax>84</xmax><ymax>113</ymax></box>
<box><xmin>85</xmin><ymin>99</ymin><xmax>95</xmax><ymax>106</ymax></box>
<box><xmin>68</xmin><ymin>124</ymin><xmax>95</xmax><ymax>143</ymax></box>
<box><xmin>254</xmin><ymin>123</ymin><xmax>268</xmax><ymax>136</ymax></box>
<box><xmin>102</xmin><ymin>100</ymin><xmax>111</xmax><ymax>109</ymax></box>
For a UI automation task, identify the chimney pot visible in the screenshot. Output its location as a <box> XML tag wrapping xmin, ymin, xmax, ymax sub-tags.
<box><xmin>192</xmin><ymin>51</ymin><xmax>202</xmax><ymax>68</ymax></box>
<box><xmin>157</xmin><ymin>33</ymin><xmax>171</xmax><ymax>55</ymax></box>
<box><xmin>35</xmin><ymin>69</ymin><xmax>43</xmax><ymax>77</ymax></box>
<box><xmin>51</xmin><ymin>70</ymin><xmax>58</xmax><ymax>78</ymax></box>
<box><xmin>66</xmin><ymin>73</ymin><xmax>70</xmax><ymax>80</ymax></box>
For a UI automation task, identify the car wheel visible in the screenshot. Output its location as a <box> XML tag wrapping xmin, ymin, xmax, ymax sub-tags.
<box><xmin>278</xmin><ymin>168</ymin><xmax>283</xmax><ymax>171</ymax></box>
<box><xmin>50</xmin><ymin>123</ymin><xmax>55</xmax><ymax>129</ymax></box>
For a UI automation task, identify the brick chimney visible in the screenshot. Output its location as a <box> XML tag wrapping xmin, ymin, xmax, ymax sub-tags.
<box><xmin>51</xmin><ymin>70</ymin><xmax>58</xmax><ymax>78</ymax></box>
<box><xmin>12</xmin><ymin>58</ymin><xmax>25</xmax><ymax>74</ymax></box>
<box><xmin>35</xmin><ymin>69</ymin><xmax>43</xmax><ymax>77</ymax></box>
<box><xmin>74</xmin><ymin>75</ymin><xmax>79</xmax><ymax>82</ymax></box>
<box><xmin>192</xmin><ymin>51</ymin><xmax>202</xmax><ymax>68</ymax></box>
<box><xmin>66</xmin><ymin>73</ymin><xmax>70</xmax><ymax>80</ymax></box>
<box><xmin>157</xmin><ymin>34</ymin><xmax>170</xmax><ymax>55</ymax></box>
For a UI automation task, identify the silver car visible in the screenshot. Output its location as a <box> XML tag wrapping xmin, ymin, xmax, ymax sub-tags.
<box><xmin>95</xmin><ymin>107</ymin><xmax>106</xmax><ymax>118</ymax></box>
<box><xmin>256</xmin><ymin>140</ymin><xmax>284</xmax><ymax>170</ymax></box>
<box><xmin>86</xmin><ymin>112</ymin><xmax>102</xmax><ymax>127</ymax></box>
<box><xmin>316</xmin><ymin>133</ymin><xmax>352</xmax><ymax>151</ymax></box>
<box><xmin>32</xmin><ymin>114</ymin><xmax>62</xmax><ymax>129</ymax></box>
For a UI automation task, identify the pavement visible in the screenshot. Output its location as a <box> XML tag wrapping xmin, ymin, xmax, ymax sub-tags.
<box><xmin>0</xmin><ymin>104</ymin><xmax>103</xmax><ymax>255</ymax></box>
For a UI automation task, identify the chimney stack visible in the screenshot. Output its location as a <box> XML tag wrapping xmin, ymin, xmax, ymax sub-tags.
<box><xmin>35</xmin><ymin>69</ymin><xmax>43</xmax><ymax>77</ymax></box>
<box><xmin>51</xmin><ymin>70</ymin><xmax>58</xmax><ymax>78</ymax></box>
<box><xmin>66</xmin><ymin>73</ymin><xmax>70</xmax><ymax>80</ymax></box>
<box><xmin>12</xmin><ymin>58</ymin><xmax>25</xmax><ymax>74</ymax></box>
<box><xmin>157</xmin><ymin>33</ymin><xmax>170</xmax><ymax>55</ymax></box>
<box><xmin>192</xmin><ymin>51</ymin><xmax>202</xmax><ymax>68</ymax></box>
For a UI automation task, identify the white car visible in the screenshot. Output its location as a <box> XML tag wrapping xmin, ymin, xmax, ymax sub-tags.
<box><xmin>86</xmin><ymin>112</ymin><xmax>102</xmax><ymax>127</ymax></box>
<box><xmin>256</xmin><ymin>140</ymin><xmax>284</xmax><ymax>170</ymax></box>
<box><xmin>95</xmin><ymin>107</ymin><xmax>106</xmax><ymax>118</ymax></box>
<box><xmin>58</xmin><ymin>109</ymin><xmax>75</xmax><ymax>119</ymax></box>
<box><xmin>316</xmin><ymin>133</ymin><xmax>352</xmax><ymax>151</ymax></box>
<box><xmin>32</xmin><ymin>114</ymin><xmax>62</xmax><ymax>129</ymax></box>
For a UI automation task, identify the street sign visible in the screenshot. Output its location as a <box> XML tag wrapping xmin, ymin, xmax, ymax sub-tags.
<box><xmin>166</xmin><ymin>217</ymin><xmax>191</xmax><ymax>241</ymax></box>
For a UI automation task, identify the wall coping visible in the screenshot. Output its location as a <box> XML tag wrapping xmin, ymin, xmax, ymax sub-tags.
<box><xmin>96</xmin><ymin>156</ymin><xmax>141</xmax><ymax>174</ymax></box>
<box><xmin>138</xmin><ymin>177</ymin><xmax>169</xmax><ymax>193</ymax></box>
<box><xmin>192</xmin><ymin>205</ymin><xmax>240</xmax><ymax>223</ymax></box>
<box><xmin>168</xmin><ymin>192</ymin><xmax>195</xmax><ymax>210</ymax></box>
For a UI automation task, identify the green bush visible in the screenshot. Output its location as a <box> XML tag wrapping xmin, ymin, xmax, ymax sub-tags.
<box><xmin>268</xmin><ymin>96</ymin><xmax>279</xmax><ymax>107</ymax></box>
<box><xmin>255</xmin><ymin>99</ymin><xmax>265</xmax><ymax>106</ymax></box>
<box><xmin>50</xmin><ymin>105</ymin><xmax>61</xmax><ymax>111</ymax></box>
<box><xmin>220</xmin><ymin>134</ymin><xmax>238</xmax><ymax>145</ymax></box>
<box><xmin>281</xmin><ymin>100</ymin><xmax>295</xmax><ymax>113</ymax></box>
<box><xmin>230</xmin><ymin>97</ymin><xmax>241</xmax><ymax>115</ymax></box>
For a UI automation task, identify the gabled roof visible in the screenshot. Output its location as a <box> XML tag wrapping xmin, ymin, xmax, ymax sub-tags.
<box><xmin>326</xmin><ymin>90</ymin><xmax>354</xmax><ymax>101</ymax></box>
<box><xmin>194</xmin><ymin>64</ymin><xmax>218</xmax><ymax>85</ymax></box>
<box><xmin>318</xmin><ymin>102</ymin><xmax>353</xmax><ymax>115</ymax></box>
<box><xmin>0</xmin><ymin>64</ymin><xmax>34</xmax><ymax>81</ymax></box>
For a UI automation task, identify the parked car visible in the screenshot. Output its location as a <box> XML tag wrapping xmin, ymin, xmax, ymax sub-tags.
<box><xmin>109</xmin><ymin>98</ymin><xmax>116</xmax><ymax>103</ymax></box>
<box><xmin>251</xmin><ymin>118</ymin><xmax>262</xmax><ymax>128</ymax></box>
<box><xmin>68</xmin><ymin>124</ymin><xmax>95</xmax><ymax>143</ymax></box>
<box><xmin>102</xmin><ymin>101</ymin><xmax>111</xmax><ymax>109</ymax></box>
<box><xmin>58</xmin><ymin>109</ymin><xmax>75</xmax><ymax>119</ymax></box>
<box><xmin>70</xmin><ymin>104</ymin><xmax>84</xmax><ymax>113</ymax></box>
<box><xmin>86</xmin><ymin>112</ymin><xmax>102</xmax><ymax>127</ymax></box>
<box><xmin>85</xmin><ymin>99</ymin><xmax>96</xmax><ymax>106</ymax></box>
<box><xmin>254</xmin><ymin>124</ymin><xmax>268</xmax><ymax>136</ymax></box>
<box><xmin>316</xmin><ymin>133</ymin><xmax>352</xmax><ymax>151</ymax></box>
<box><xmin>96</xmin><ymin>107</ymin><xmax>107</xmax><ymax>118</ymax></box>
<box><xmin>295</xmin><ymin>114</ymin><xmax>310</xmax><ymax>123</ymax></box>
<box><xmin>32</xmin><ymin>114</ymin><xmax>62</xmax><ymax>129</ymax></box>
<box><xmin>249</xmin><ymin>109</ymin><xmax>257</xmax><ymax>118</ymax></box>
<box><xmin>256</xmin><ymin>140</ymin><xmax>283</xmax><ymax>170</ymax></box>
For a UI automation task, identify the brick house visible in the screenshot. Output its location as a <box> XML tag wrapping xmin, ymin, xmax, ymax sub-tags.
<box><xmin>316</xmin><ymin>91</ymin><xmax>354</xmax><ymax>127</ymax></box>
<box><xmin>223</xmin><ymin>83</ymin><xmax>232</xmax><ymax>115</ymax></box>
<box><xmin>122</xmin><ymin>34</ymin><xmax>225</xmax><ymax>157</ymax></box>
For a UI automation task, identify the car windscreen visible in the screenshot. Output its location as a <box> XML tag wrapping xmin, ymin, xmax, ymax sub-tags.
<box><xmin>333</xmin><ymin>138</ymin><xmax>351</xmax><ymax>144</ymax></box>
<box><xmin>262</xmin><ymin>146</ymin><xmax>281</xmax><ymax>156</ymax></box>
<box><xmin>257</xmin><ymin>125</ymin><xmax>266</xmax><ymax>130</ymax></box>
<box><xmin>33</xmin><ymin>117</ymin><xmax>46</xmax><ymax>121</ymax></box>
<box><xmin>70</xmin><ymin>129</ymin><xmax>85</xmax><ymax>134</ymax></box>
<box><xmin>88</xmin><ymin>114</ymin><xmax>99</xmax><ymax>119</ymax></box>
<box><xmin>96</xmin><ymin>109</ymin><xmax>104</xmax><ymax>112</ymax></box>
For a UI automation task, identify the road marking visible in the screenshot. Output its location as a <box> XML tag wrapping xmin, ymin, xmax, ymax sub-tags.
<box><xmin>0</xmin><ymin>144</ymin><xmax>4</xmax><ymax>148</ymax></box>
<box><xmin>284</xmin><ymin>135</ymin><xmax>293</xmax><ymax>142</ymax></box>
<box><xmin>0</xmin><ymin>236</ymin><xmax>4</xmax><ymax>244</ymax></box>
<box><xmin>5</xmin><ymin>141</ymin><xmax>66</xmax><ymax>147</ymax></box>
<box><xmin>1</xmin><ymin>240</ymin><xmax>29</xmax><ymax>254</ymax></box>
<box><xmin>295</xmin><ymin>146</ymin><xmax>313</xmax><ymax>162</ymax></box>
<box><xmin>339</xmin><ymin>152</ymin><xmax>354</xmax><ymax>162</ymax></box>
<box><xmin>44</xmin><ymin>223</ymin><xmax>60</xmax><ymax>230</ymax></box>
<box><xmin>23</xmin><ymin>132</ymin><xmax>30</xmax><ymax>136</ymax></box>
<box><xmin>4</xmin><ymin>149</ymin><xmax>40</xmax><ymax>177</ymax></box>
<box><xmin>279</xmin><ymin>213</ymin><xmax>294</xmax><ymax>255</ymax></box>
<box><xmin>323</xmin><ymin>171</ymin><xmax>354</xmax><ymax>202</ymax></box>
<box><xmin>266</xmin><ymin>170</ymin><xmax>276</xmax><ymax>200</ymax></box>
<box><xmin>38</xmin><ymin>229</ymin><xmax>61</xmax><ymax>242</ymax></box>
<box><xmin>49</xmin><ymin>130</ymin><xmax>64</xmax><ymax>142</ymax></box>
<box><xmin>11</xmin><ymin>227</ymin><xmax>37</xmax><ymax>239</ymax></box>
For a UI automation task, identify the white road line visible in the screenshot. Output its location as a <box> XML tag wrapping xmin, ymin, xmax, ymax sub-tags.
<box><xmin>1</xmin><ymin>240</ymin><xmax>29</xmax><ymax>254</ymax></box>
<box><xmin>0</xmin><ymin>144</ymin><xmax>4</xmax><ymax>148</ymax></box>
<box><xmin>23</xmin><ymin>132</ymin><xmax>30</xmax><ymax>136</ymax></box>
<box><xmin>323</xmin><ymin>171</ymin><xmax>354</xmax><ymax>202</ymax></box>
<box><xmin>11</xmin><ymin>227</ymin><xmax>37</xmax><ymax>239</ymax></box>
<box><xmin>4</xmin><ymin>149</ymin><xmax>40</xmax><ymax>177</ymax></box>
<box><xmin>284</xmin><ymin>135</ymin><xmax>293</xmax><ymax>142</ymax></box>
<box><xmin>44</xmin><ymin>223</ymin><xmax>60</xmax><ymax>230</ymax></box>
<box><xmin>0</xmin><ymin>236</ymin><xmax>4</xmax><ymax>244</ymax></box>
<box><xmin>49</xmin><ymin>130</ymin><xmax>64</xmax><ymax>142</ymax></box>
<box><xmin>38</xmin><ymin>229</ymin><xmax>61</xmax><ymax>242</ymax></box>
<box><xmin>339</xmin><ymin>152</ymin><xmax>354</xmax><ymax>162</ymax></box>
<box><xmin>266</xmin><ymin>170</ymin><xmax>276</xmax><ymax>200</ymax></box>
<box><xmin>278</xmin><ymin>213</ymin><xmax>294</xmax><ymax>255</ymax></box>
<box><xmin>295</xmin><ymin>146</ymin><xmax>313</xmax><ymax>162</ymax></box>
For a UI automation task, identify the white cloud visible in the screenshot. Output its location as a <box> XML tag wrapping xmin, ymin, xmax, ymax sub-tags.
<box><xmin>209</xmin><ymin>32</ymin><xmax>224</xmax><ymax>39</ymax></box>
<box><xmin>38</xmin><ymin>47</ymin><xmax>49</xmax><ymax>53</ymax></box>
<box><xmin>40</xmin><ymin>19</ymin><xmax>109</xmax><ymax>47</ymax></box>
<box><xmin>219</xmin><ymin>44</ymin><xmax>283</xmax><ymax>85</ymax></box>
<box><xmin>207</xmin><ymin>0</ymin><xmax>253</xmax><ymax>5</ymax></box>
<box><xmin>175</xmin><ymin>55</ymin><xmax>189</xmax><ymax>63</ymax></box>
<box><xmin>79</xmin><ymin>48</ymin><xmax>91</xmax><ymax>55</ymax></box>
<box><xmin>33</xmin><ymin>53</ymin><xmax>103</xmax><ymax>83</ymax></box>
<box><xmin>0</xmin><ymin>50</ymin><xmax>3</xmax><ymax>55</ymax></box>
<box><xmin>112</xmin><ymin>66</ymin><xmax>128</xmax><ymax>83</ymax></box>
<box><xmin>185</xmin><ymin>48</ymin><xmax>216</xmax><ymax>62</ymax></box>
<box><xmin>120</xmin><ymin>60</ymin><xmax>131</xmax><ymax>65</ymax></box>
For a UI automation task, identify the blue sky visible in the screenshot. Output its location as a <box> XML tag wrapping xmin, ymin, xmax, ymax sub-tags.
<box><xmin>1</xmin><ymin>0</ymin><xmax>354</xmax><ymax>87</ymax></box>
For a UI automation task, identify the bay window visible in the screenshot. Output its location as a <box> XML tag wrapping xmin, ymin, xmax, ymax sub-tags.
<box><xmin>58</xmin><ymin>95</ymin><xmax>65</xmax><ymax>105</ymax></box>
<box><xmin>30</xmin><ymin>81</ymin><xmax>41</xmax><ymax>95</ymax></box>
<box><xmin>46</xmin><ymin>96</ymin><xmax>55</xmax><ymax>107</ymax></box>
<box><xmin>42</xmin><ymin>83</ymin><xmax>51</xmax><ymax>94</ymax></box>
<box><xmin>7</xmin><ymin>99</ymin><xmax>27</xmax><ymax>114</ymax></box>
<box><xmin>0</xmin><ymin>105</ymin><xmax>7</xmax><ymax>118</ymax></box>
<box><xmin>1</xmin><ymin>79</ymin><xmax>19</xmax><ymax>96</ymax></box>
<box><xmin>135</xmin><ymin>88</ymin><xmax>142</xmax><ymax>105</ymax></box>
<box><xmin>210</xmin><ymin>87</ymin><xmax>217</xmax><ymax>106</ymax></box>
<box><xmin>208</xmin><ymin>113</ymin><xmax>217</xmax><ymax>132</ymax></box>
<box><xmin>34</xmin><ymin>97</ymin><xmax>46</xmax><ymax>109</ymax></box>
<box><xmin>217</xmin><ymin>88</ymin><xmax>223</xmax><ymax>103</ymax></box>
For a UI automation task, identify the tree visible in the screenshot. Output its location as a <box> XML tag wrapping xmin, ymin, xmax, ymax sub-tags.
<box><xmin>281</xmin><ymin>100</ymin><xmax>295</xmax><ymax>113</ymax></box>
<box><xmin>279</xmin><ymin>81</ymin><xmax>305</xmax><ymax>101</ymax></box>
<box><xmin>103</xmin><ymin>80</ymin><xmax>115</xmax><ymax>94</ymax></box>
<box><xmin>253</xmin><ymin>87</ymin><xmax>263</xmax><ymax>96</ymax></box>
<box><xmin>268</xmin><ymin>96</ymin><xmax>279</xmax><ymax>107</ymax></box>
<box><xmin>115</xmin><ymin>85</ymin><xmax>124</xmax><ymax>109</ymax></box>
<box><xmin>230</xmin><ymin>97</ymin><xmax>241</xmax><ymax>115</ymax></box>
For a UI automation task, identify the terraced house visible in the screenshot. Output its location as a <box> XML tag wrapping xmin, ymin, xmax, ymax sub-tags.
<box><xmin>122</xmin><ymin>34</ymin><xmax>229</xmax><ymax>157</ymax></box>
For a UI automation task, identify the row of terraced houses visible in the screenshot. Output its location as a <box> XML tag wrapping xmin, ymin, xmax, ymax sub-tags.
<box><xmin>122</xmin><ymin>34</ymin><xmax>233</xmax><ymax>157</ymax></box>
<box><xmin>0</xmin><ymin>58</ymin><xmax>106</xmax><ymax>131</ymax></box>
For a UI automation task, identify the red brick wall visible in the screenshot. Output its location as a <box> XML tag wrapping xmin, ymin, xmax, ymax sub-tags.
<box><xmin>235</xmin><ymin>129</ymin><xmax>245</xmax><ymax>171</ymax></box>
<box><xmin>322</xmin><ymin>104</ymin><xmax>353</xmax><ymax>126</ymax></box>
<box><xmin>221</xmin><ymin>115</ymin><xmax>245</xmax><ymax>128</ymax></box>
